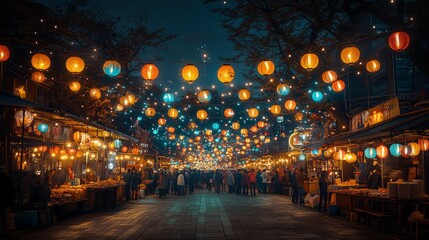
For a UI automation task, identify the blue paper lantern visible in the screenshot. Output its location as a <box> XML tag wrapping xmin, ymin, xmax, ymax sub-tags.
<box><xmin>37</xmin><ymin>123</ymin><xmax>49</xmax><ymax>133</ymax></box>
<box><xmin>312</xmin><ymin>91</ymin><xmax>323</xmax><ymax>102</ymax></box>
<box><xmin>103</xmin><ymin>60</ymin><xmax>121</xmax><ymax>77</ymax></box>
<box><xmin>194</xmin><ymin>130</ymin><xmax>200</xmax><ymax>135</ymax></box>
<box><xmin>113</xmin><ymin>139</ymin><xmax>122</xmax><ymax>148</ymax></box>
<box><xmin>299</xmin><ymin>154</ymin><xmax>306</xmax><ymax>161</ymax></box>
<box><xmin>198</xmin><ymin>90</ymin><xmax>212</xmax><ymax>103</ymax></box>
<box><xmin>364</xmin><ymin>147</ymin><xmax>376</xmax><ymax>158</ymax></box>
<box><xmin>152</xmin><ymin>129</ymin><xmax>158</xmax><ymax>134</ymax></box>
<box><xmin>276</xmin><ymin>84</ymin><xmax>290</xmax><ymax>96</ymax></box>
<box><xmin>389</xmin><ymin>143</ymin><xmax>402</xmax><ymax>157</ymax></box>
<box><xmin>163</xmin><ymin>92</ymin><xmax>175</xmax><ymax>103</ymax></box>
<box><xmin>212</xmin><ymin>123</ymin><xmax>220</xmax><ymax>130</ymax></box>
<box><xmin>277</xmin><ymin>116</ymin><xmax>284</xmax><ymax>123</ymax></box>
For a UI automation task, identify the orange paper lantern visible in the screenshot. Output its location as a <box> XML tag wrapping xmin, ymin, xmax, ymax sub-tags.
<box><xmin>141</xmin><ymin>63</ymin><xmax>159</xmax><ymax>81</ymax></box>
<box><xmin>69</xmin><ymin>81</ymin><xmax>81</xmax><ymax>92</ymax></box>
<box><xmin>31</xmin><ymin>71</ymin><xmax>45</xmax><ymax>83</ymax></box>
<box><xmin>257</xmin><ymin>60</ymin><xmax>275</xmax><ymax>76</ymax></box>
<box><xmin>31</xmin><ymin>53</ymin><xmax>50</xmax><ymax>70</ymax></box>
<box><xmin>145</xmin><ymin>107</ymin><xmax>156</xmax><ymax>117</ymax></box>
<box><xmin>332</xmin><ymin>80</ymin><xmax>345</xmax><ymax>92</ymax></box>
<box><xmin>284</xmin><ymin>100</ymin><xmax>296</xmax><ymax>110</ymax></box>
<box><xmin>340</xmin><ymin>46</ymin><xmax>360</xmax><ymax>64</ymax></box>
<box><xmin>366</xmin><ymin>60</ymin><xmax>381</xmax><ymax>73</ymax></box>
<box><xmin>376</xmin><ymin>144</ymin><xmax>388</xmax><ymax>158</ymax></box>
<box><xmin>0</xmin><ymin>45</ymin><xmax>10</xmax><ymax>62</ymax></box>
<box><xmin>224</xmin><ymin>108</ymin><xmax>234</xmax><ymax>118</ymax></box>
<box><xmin>66</xmin><ymin>56</ymin><xmax>85</xmax><ymax>73</ymax></box>
<box><xmin>217</xmin><ymin>64</ymin><xmax>235</xmax><ymax>84</ymax></box>
<box><xmin>300</xmin><ymin>53</ymin><xmax>319</xmax><ymax>70</ymax></box>
<box><xmin>196</xmin><ymin>109</ymin><xmax>208</xmax><ymax>120</ymax></box>
<box><xmin>181</xmin><ymin>64</ymin><xmax>199</xmax><ymax>83</ymax></box>
<box><xmin>322</xmin><ymin>70</ymin><xmax>337</xmax><ymax>83</ymax></box>
<box><xmin>248</xmin><ymin>108</ymin><xmax>259</xmax><ymax>118</ymax></box>
<box><xmin>238</xmin><ymin>89</ymin><xmax>250</xmax><ymax>101</ymax></box>
<box><xmin>270</xmin><ymin>104</ymin><xmax>281</xmax><ymax>115</ymax></box>
<box><xmin>168</xmin><ymin>108</ymin><xmax>179</xmax><ymax>119</ymax></box>
<box><xmin>158</xmin><ymin>118</ymin><xmax>166</xmax><ymax>126</ymax></box>
<box><xmin>418</xmin><ymin>138</ymin><xmax>429</xmax><ymax>151</ymax></box>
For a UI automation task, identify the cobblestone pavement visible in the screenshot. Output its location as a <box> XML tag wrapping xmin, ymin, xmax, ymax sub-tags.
<box><xmin>11</xmin><ymin>189</ymin><xmax>407</xmax><ymax>240</ymax></box>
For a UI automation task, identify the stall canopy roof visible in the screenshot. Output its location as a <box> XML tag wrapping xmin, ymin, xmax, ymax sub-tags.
<box><xmin>1</xmin><ymin>90</ymin><xmax>137</xmax><ymax>142</ymax></box>
<box><xmin>324</xmin><ymin>108</ymin><xmax>429</xmax><ymax>147</ymax></box>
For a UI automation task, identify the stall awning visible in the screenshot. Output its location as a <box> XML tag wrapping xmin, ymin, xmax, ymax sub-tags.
<box><xmin>323</xmin><ymin>108</ymin><xmax>429</xmax><ymax>147</ymax></box>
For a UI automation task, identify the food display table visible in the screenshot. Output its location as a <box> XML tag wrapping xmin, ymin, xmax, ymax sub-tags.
<box><xmin>86</xmin><ymin>184</ymin><xmax>125</xmax><ymax>210</ymax></box>
<box><xmin>49</xmin><ymin>198</ymin><xmax>89</xmax><ymax>223</ymax></box>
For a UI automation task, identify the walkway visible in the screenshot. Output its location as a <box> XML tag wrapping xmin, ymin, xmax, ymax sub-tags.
<box><xmin>13</xmin><ymin>190</ymin><xmax>405</xmax><ymax>240</ymax></box>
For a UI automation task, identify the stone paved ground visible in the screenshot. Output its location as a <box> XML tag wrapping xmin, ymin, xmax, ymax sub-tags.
<box><xmin>11</xmin><ymin>189</ymin><xmax>408</xmax><ymax>240</ymax></box>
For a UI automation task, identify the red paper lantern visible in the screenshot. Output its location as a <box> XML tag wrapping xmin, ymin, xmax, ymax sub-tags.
<box><xmin>376</xmin><ymin>144</ymin><xmax>388</xmax><ymax>159</ymax></box>
<box><xmin>388</xmin><ymin>31</ymin><xmax>410</xmax><ymax>52</ymax></box>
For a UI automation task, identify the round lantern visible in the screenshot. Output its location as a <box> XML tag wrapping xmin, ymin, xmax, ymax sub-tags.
<box><xmin>340</xmin><ymin>46</ymin><xmax>360</xmax><ymax>64</ymax></box>
<box><xmin>115</xmin><ymin>104</ymin><xmax>124</xmax><ymax>111</ymax></box>
<box><xmin>400</xmin><ymin>145</ymin><xmax>411</xmax><ymax>158</ymax></box>
<box><xmin>114</xmin><ymin>139</ymin><xmax>122</xmax><ymax>148</ymax></box>
<box><xmin>125</xmin><ymin>93</ymin><xmax>136</xmax><ymax>105</ymax></box>
<box><xmin>168</xmin><ymin>108</ymin><xmax>179</xmax><ymax>119</ymax></box>
<box><xmin>276</xmin><ymin>83</ymin><xmax>290</xmax><ymax>96</ymax></box>
<box><xmin>257</xmin><ymin>121</ymin><xmax>265</xmax><ymax>128</ymax></box>
<box><xmin>66</xmin><ymin>56</ymin><xmax>85</xmax><ymax>73</ymax></box>
<box><xmin>298</xmin><ymin>154</ymin><xmax>306</xmax><ymax>161</ymax></box>
<box><xmin>388</xmin><ymin>31</ymin><xmax>410</xmax><ymax>52</ymax></box>
<box><xmin>312</xmin><ymin>91</ymin><xmax>323</xmax><ymax>102</ymax></box>
<box><xmin>89</xmin><ymin>88</ymin><xmax>101</xmax><ymax>99</ymax></box>
<box><xmin>224</xmin><ymin>108</ymin><xmax>234</xmax><ymax>118</ymax></box>
<box><xmin>248</xmin><ymin>108</ymin><xmax>259</xmax><ymax>118</ymax></box>
<box><xmin>232</xmin><ymin>122</ymin><xmax>240</xmax><ymax>130</ymax></box>
<box><xmin>188</xmin><ymin>122</ymin><xmax>197</xmax><ymax>129</ymax></box>
<box><xmin>198</xmin><ymin>90</ymin><xmax>212</xmax><ymax>103</ymax></box>
<box><xmin>141</xmin><ymin>63</ymin><xmax>159</xmax><ymax>81</ymax></box>
<box><xmin>322</xmin><ymin>70</ymin><xmax>337</xmax><ymax>83</ymax></box>
<box><xmin>418</xmin><ymin>138</ymin><xmax>429</xmax><ymax>151</ymax></box>
<box><xmin>0</xmin><ymin>45</ymin><xmax>10</xmax><ymax>62</ymax></box>
<box><xmin>332</xmin><ymin>80</ymin><xmax>345</xmax><ymax>92</ymax></box>
<box><xmin>37</xmin><ymin>123</ymin><xmax>49</xmax><ymax>133</ymax></box>
<box><xmin>408</xmin><ymin>142</ymin><xmax>420</xmax><ymax>156</ymax></box>
<box><xmin>14</xmin><ymin>109</ymin><xmax>33</xmax><ymax>127</ymax></box>
<box><xmin>31</xmin><ymin>71</ymin><xmax>45</xmax><ymax>83</ymax></box>
<box><xmin>345</xmin><ymin>152</ymin><xmax>357</xmax><ymax>163</ymax></box>
<box><xmin>311</xmin><ymin>149</ymin><xmax>321</xmax><ymax>157</ymax></box>
<box><xmin>103</xmin><ymin>60</ymin><xmax>121</xmax><ymax>77</ymax></box>
<box><xmin>131</xmin><ymin>148</ymin><xmax>140</xmax><ymax>154</ymax></box>
<box><xmin>323</xmin><ymin>147</ymin><xmax>335</xmax><ymax>158</ymax></box>
<box><xmin>240</xmin><ymin>128</ymin><xmax>248</xmax><ymax>135</ymax></box>
<box><xmin>69</xmin><ymin>81</ymin><xmax>81</xmax><ymax>92</ymax></box>
<box><xmin>366</xmin><ymin>60</ymin><xmax>381</xmax><ymax>73</ymax></box>
<box><xmin>333</xmin><ymin>150</ymin><xmax>346</xmax><ymax>161</ymax></box>
<box><xmin>181</xmin><ymin>64</ymin><xmax>199</xmax><ymax>83</ymax></box>
<box><xmin>284</xmin><ymin>100</ymin><xmax>296</xmax><ymax>110</ymax></box>
<box><xmin>67</xmin><ymin>148</ymin><xmax>77</xmax><ymax>156</ymax></box>
<box><xmin>145</xmin><ymin>107</ymin><xmax>156</xmax><ymax>117</ymax></box>
<box><xmin>270</xmin><ymin>104</ymin><xmax>281</xmax><ymax>115</ymax></box>
<box><xmin>158</xmin><ymin>118</ymin><xmax>166</xmax><ymax>126</ymax></box>
<box><xmin>257</xmin><ymin>60</ymin><xmax>275</xmax><ymax>76</ymax></box>
<box><xmin>163</xmin><ymin>92</ymin><xmax>175</xmax><ymax>103</ymax></box>
<box><xmin>217</xmin><ymin>64</ymin><xmax>235</xmax><ymax>84</ymax></box>
<box><xmin>212</xmin><ymin>123</ymin><xmax>220</xmax><ymax>130</ymax></box>
<box><xmin>197</xmin><ymin>110</ymin><xmax>208</xmax><ymax>120</ymax></box>
<box><xmin>73</xmin><ymin>131</ymin><xmax>82</xmax><ymax>143</ymax></box>
<box><xmin>250</xmin><ymin>126</ymin><xmax>258</xmax><ymax>133</ymax></box>
<box><xmin>31</xmin><ymin>53</ymin><xmax>51</xmax><ymax>70</ymax></box>
<box><xmin>167</xmin><ymin>127</ymin><xmax>175</xmax><ymax>133</ymax></box>
<box><xmin>300</xmin><ymin>53</ymin><xmax>319</xmax><ymax>70</ymax></box>
<box><xmin>376</xmin><ymin>144</ymin><xmax>388</xmax><ymax>158</ymax></box>
<box><xmin>364</xmin><ymin>148</ymin><xmax>377</xmax><ymax>158</ymax></box>
<box><xmin>121</xmin><ymin>146</ymin><xmax>128</xmax><ymax>153</ymax></box>
<box><xmin>389</xmin><ymin>143</ymin><xmax>402</xmax><ymax>157</ymax></box>
<box><xmin>238</xmin><ymin>89</ymin><xmax>250</xmax><ymax>101</ymax></box>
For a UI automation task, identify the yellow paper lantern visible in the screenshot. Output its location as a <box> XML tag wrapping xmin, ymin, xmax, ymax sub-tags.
<box><xmin>408</xmin><ymin>142</ymin><xmax>421</xmax><ymax>156</ymax></box>
<box><xmin>158</xmin><ymin>118</ymin><xmax>166</xmax><ymax>126</ymax></box>
<box><xmin>141</xmin><ymin>63</ymin><xmax>159</xmax><ymax>81</ymax></box>
<box><xmin>126</xmin><ymin>93</ymin><xmax>137</xmax><ymax>105</ymax></box>
<box><xmin>257</xmin><ymin>60</ymin><xmax>275</xmax><ymax>76</ymax></box>
<box><xmin>345</xmin><ymin>152</ymin><xmax>357</xmax><ymax>163</ymax></box>
<box><xmin>284</xmin><ymin>100</ymin><xmax>296</xmax><ymax>111</ymax></box>
<box><xmin>66</xmin><ymin>56</ymin><xmax>85</xmax><ymax>73</ymax></box>
<box><xmin>232</xmin><ymin>122</ymin><xmax>240</xmax><ymax>130</ymax></box>
<box><xmin>240</xmin><ymin>128</ymin><xmax>248</xmax><ymax>136</ymax></box>
<box><xmin>31</xmin><ymin>53</ymin><xmax>51</xmax><ymax>70</ymax></box>
<box><xmin>224</xmin><ymin>108</ymin><xmax>234</xmax><ymax>118</ymax></box>
<box><xmin>248</xmin><ymin>108</ymin><xmax>259</xmax><ymax>118</ymax></box>
<box><xmin>196</xmin><ymin>109</ymin><xmax>208</xmax><ymax>120</ymax></box>
<box><xmin>69</xmin><ymin>81</ymin><xmax>81</xmax><ymax>92</ymax></box>
<box><xmin>116</xmin><ymin>104</ymin><xmax>124</xmax><ymax>111</ymax></box>
<box><xmin>270</xmin><ymin>104</ymin><xmax>281</xmax><ymax>115</ymax></box>
<box><xmin>300</xmin><ymin>53</ymin><xmax>319</xmax><ymax>70</ymax></box>
<box><xmin>322</xmin><ymin>70</ymin><xmax>337</xmax><ymax>83</ymax></box>
<box><xmin>340</xmin><ymin>46</ymin><xmax>360</xmax><ymax>64</ymax></box>
<box><xmin>145</xmin><ymin>107</ymin><xmax>156</xmax><ymax>117</ymax></box>
<box><xmin>182</xmin><ymin>64</ymin><xmax>199</xmax><ymax>83</ymax></box>
<box><xmin>217</xmin><ymin>64</ymin><xmax>235</xmax><ymax>84</ymax></box>
<box><xmin>89</xmin><ymin>88</ymin><xmax>101</xmax><ymax>99</ymax></box>
<box><xmin>205</xmin><ymin>130</ymin><xmax>212</xmax><ymax>136</ymax></box>
<box><xmin>238</xmin><ymin>89</ymin><xmax>250</xmax><ymax>101</ymax></box>
<box><xmin>366</xmin><ymin>60</ymin><xmax>381</xmax><ymax>73</ymax></box>
<box><xmin>168</xmin><ymin>108</ymin><xmax>179</xmax><ymax>119</ymax></box>
<box><xmin>31</xmin><ymin>71</ymin><xmax>45</xmax><ymax>83</ymax></box>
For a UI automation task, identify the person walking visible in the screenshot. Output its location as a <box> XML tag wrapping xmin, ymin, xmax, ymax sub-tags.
<box><xmin>256</xmin><ymin>170</ymin><xmax>262</xmax><ymax>193</ymax></box>
<box><xmin>296</xmin><ymin>168</ymin><xmax>305</xmax><ymax>204</ymax></box>
<box><xmin>261</xmin><ymin>169</ymin><xmax>268</xmax><ymax>194</ymax></box>
<box><xmin>189</xmin><ymin>170</ymin><xmax>195</xmax><ymax>194</ymax></box>
<box><xmin>291</xmin><ymin>169</ymin><xmax>298</xmax><ymax>203</ymax></box>
<box><xmin>214</xmin><ymin>170</ymin><xmax>222</xmax><ymax>193</ymax></box>
<box><xmin>0</xmin><ymin>166</ymin><xmax>15</xmax><ymax>237</ymax></box>
<box><xmin>123</xmin><ymin>169</ymin><xmax>132</xmax><ymax>200</ymax></box>
<box><xmin>241</xmin><ymin>170</ymin><xmax>249</xmax><ymax>196</ymax></box>
<box><xmin>158</xmin><ymin>169</ymin><xmax>167</xmax><ymax>198</ymax></box>
<box><xmin>248</xmin><ymin>169</ymin><xmax>256</xmax><ymax>196</ymax></box>
<box><xmin>318</xmin><ymin>170</ymin><xmax>329</xmax><ymax>212</ymax></box>
<box><xmin>131</xmin><ymin>168</ymin><xmax>141</xmax><ymax>200</ymax></box>
<box><xmin>177</xmin><ymin>170</ymin><xmax>185</xmax><ymax>196</ymax></box>
<box><xmin>227</xmin><ymin>171</ymin><xmax>235</xmax><ymax>193</ymax></box>
<box><xmin>235</xmin><ymin>170</ymin><xmax>242</xmax><ymax>195</ymax></box>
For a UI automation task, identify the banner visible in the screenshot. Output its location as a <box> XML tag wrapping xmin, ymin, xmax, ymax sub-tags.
<box><xmin>351</xmin><ymin>98</ymin><xmax>400</xmax><ymax>131</ymax></box>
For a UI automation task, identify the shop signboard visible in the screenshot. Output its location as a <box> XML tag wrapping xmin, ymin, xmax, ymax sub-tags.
<box><xmin>351</xmin><ymin>98</ymin><xmax>400</xmax><ymax>131</ymax></box>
